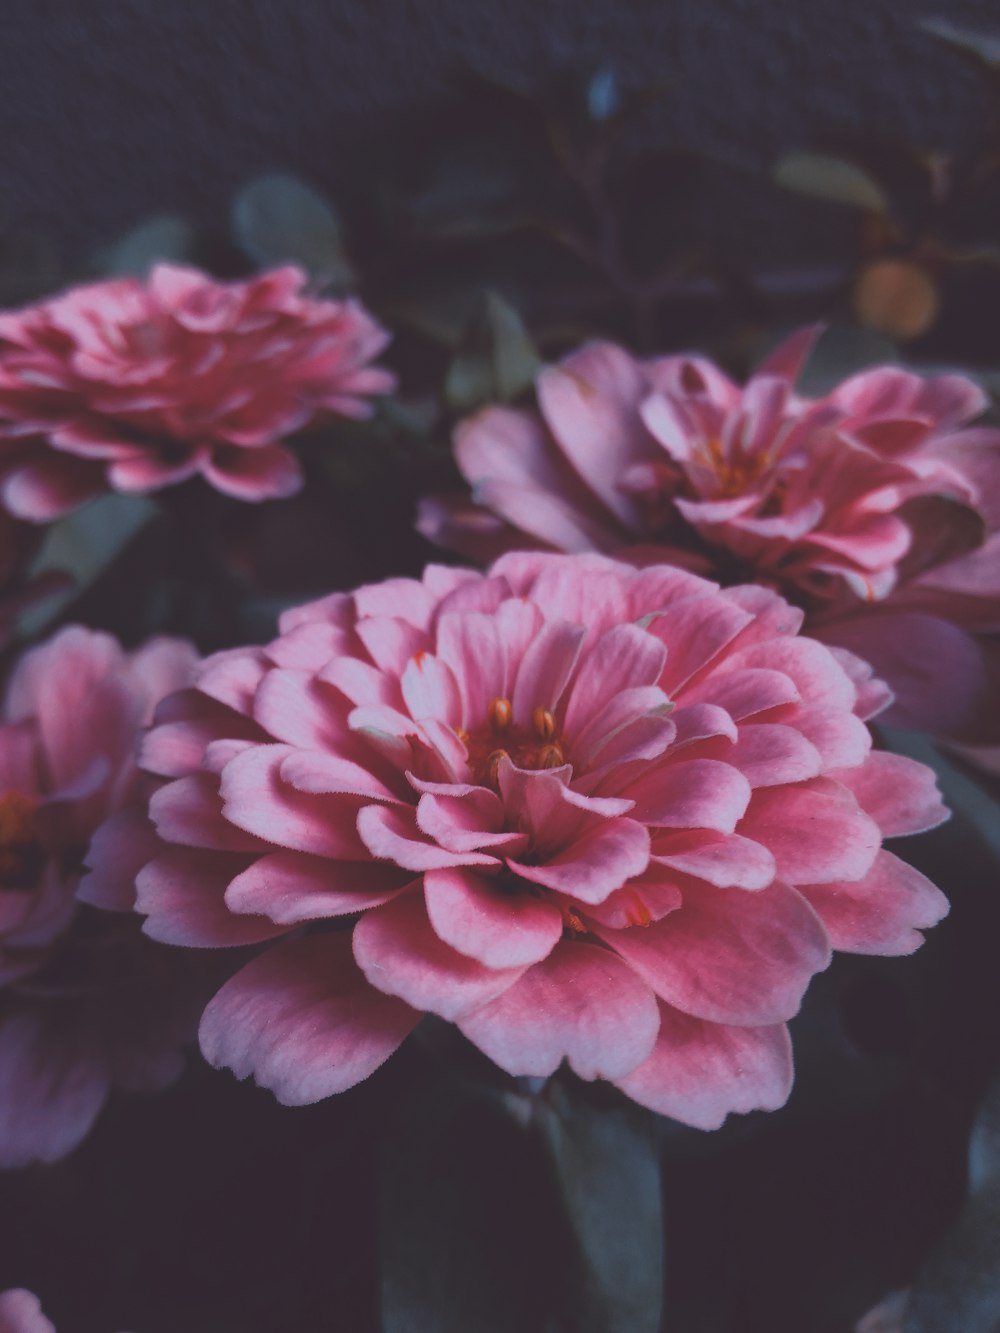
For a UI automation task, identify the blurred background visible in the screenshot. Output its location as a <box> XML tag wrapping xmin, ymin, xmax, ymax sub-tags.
<box><xmin>4</xmin><ymin>5</ymin><xmax>1000</xmax><ymax>1332</ymax></box>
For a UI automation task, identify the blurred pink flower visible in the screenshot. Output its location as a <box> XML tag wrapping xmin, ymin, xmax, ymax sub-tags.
<box><xmin>419</xmin><ymin>332</ymin><xmax>1000</xmax><ymax>737</ymax></box>
<box><xmin>0</xmin><ymin>626</ymin><xmax>201</xmax><ymax>1167</ymax></box>
<box><xmin>0</xmin><ymin>265</ymin><xmax>395</xmax><ymax>518</ymax></box>
<box><xmin>0</xmin><ymin>1289</ymin><xmax>133</xmax><ymax>1333</ymax></box>
<box><xmin>91</xmin><ymin>553</ymin><xmax>948</xmax><ymax>1129</ymax></box>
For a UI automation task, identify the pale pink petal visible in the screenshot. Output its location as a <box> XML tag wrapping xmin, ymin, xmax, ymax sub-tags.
<box><xmin>831</xmin><ymin>752</ymin><xmax>948</xmax><ymax>837</ymax></box>
<box><xmin>740</xmin><ymin>779</ymin><xmax>882</xmax><ymax>884</ymax></box>
<box><xmin>219</xmin><ymin>744</ymin><xmax>368</xmax><ymax>858</ymax></box>
<box><xmin>601</xmin><ymin>879</ymin><xmax>831</xmax><ymax>1025</ymax></box>
<box><xmin>199</xmin><ymin>933</ymin><xmax>417</xmax><ymax>1104</ymax></box>
<box><xmin>352</xmin><ymin>889</ymin><xmax>526</xmax><ymax>1020</ymax></box>
<box><xmin>801</xmin><ymin>849</ymin><xmax>949</xmax><ymax>955</ymax></box>
<box><xmin>616</xmin><ymin>1003</ymin><xmax>793</xmax><ymax>1129</ymax></box>
<box><xmin>224</xmin><ymin>850</ymin><xmax>412</xmax><ymax>923</ymax></box>
<box><xmin>423</xmin><ymin>867</ymin><xmax>564</xmax><ymax>968</ymax></box>
<box><xmin>459</xmin><ymin>939</ymin><xmax>659</xmax><ymax>1080</ymax></box>
<box><xmin>137</xmin><ymin>848</ymin><xmax>286</xmax><ymax>946</ymax></box>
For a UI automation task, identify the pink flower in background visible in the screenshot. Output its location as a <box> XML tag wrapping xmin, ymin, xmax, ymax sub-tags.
<box><xmin>0</xmin><ymin>1289</ymin><xmax>134</xmax><ymax>1333</ymax></box>
<box><xmin>92</xmin><ymin>553</ymin><xmax>948</xmax><ymax>1129</ymax></box>
<box><xmin>0</xmin><ymin>265</ymin><xmax>396</xmax><ymax>518</ymax></box>
<box><xmin>0</xmin><ymin>1289</ymin><xmax>56</xmax><ymax>1333</ymax></box>
<box><xmin>0</xmin><ymin>625</ymin><xmax>201</xmax><ymax>1167</ymax></box>
<box><xmin>418</xmin><ymin>331</ymin><xmax>1000</xmax><ymax>736</ymax></box>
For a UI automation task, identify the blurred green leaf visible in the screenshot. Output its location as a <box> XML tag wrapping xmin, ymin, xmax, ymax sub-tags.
<box><xmin>921</xmin><ymin>17</ymin><xmax>1000</xmax><ymax>69</ymax></box>
<box><xmin>231</xmin><ymin>173</ymin><xmax>355</xmax><ymax>289</ymax></box>
<box><xmin>586</xmin><ymin>67</ymin><xmax>621</xmax><ymax>123</ymax></box>
<box><xmin>773</xmin><ymin>152</ymin><xmax>890</xmax><ymax>215</ymax></box>
<box><xmin>379</xmin><ymin>1075</ymin><xmax>563</xmax><ymax>1333</ymax></box>
<box><xmin>445</xmin><ymin>291</ymin><xmax>542</xmax><ymax>411</ymax></box>
<box><xmin>901</xmin><ymin>1074</ymin><xmax>1000</xmax><ymax>1331</ymax></box>
<box><xmin>97</xmin><ymin>214</ymin><xmax>197</xmax><ymax>277</ymax></box>
<box><xmin>19</xmin><ymin>493</ymin><xmax>157</xmax><ymax>637</ymax></box>
<box><xmin>540</xmin><ymin>1083</ymin><xmax>664</xmax><ymax>1333</ymax></box>
<box><xmin>793</xmin><ymin>324</ymin><xmax>901</xmax><ymax>397</ymax></box>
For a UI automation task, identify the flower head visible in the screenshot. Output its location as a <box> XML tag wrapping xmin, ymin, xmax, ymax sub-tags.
<box><xmin>0</xmin><ymin>626</ymin><xmax>200</xmax><ymax>1166</ymax></box>
<box><xmin>0</xmin><ymin>265</ymin><xmax>395</xmax><ymax>518</ymax></box>
<box><xmin>93</xmin><ymin>553</ymin><xmax>949</xmax><ymax>1128</ymax></box>
<box><xmin>419</xmin><ymin>333</ymin><xmax>1000</xmax><ymax>735</ymax></box>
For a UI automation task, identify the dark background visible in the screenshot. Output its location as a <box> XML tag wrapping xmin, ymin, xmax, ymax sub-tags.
<box><xmin>3</xmin><ymin>0</ymin><xmax>998</xmax><ymax>265</ymax></box>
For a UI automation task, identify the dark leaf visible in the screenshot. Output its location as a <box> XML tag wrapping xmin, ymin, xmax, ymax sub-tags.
<box><xmin>231</xmin><ymin>173</ymin><xmax>355</xmax><ymax>289</ymax></box>
<box><xmin>540</xmin><ymin>1081</ymin><xmax>664</xmax><ymax>1333</ymax></box>
<box><xmin>379</xmin><ymin>1072</ymin><xmax>564</xmax><ymax>1333</ymax></box>
<box><xmin>773</xmin><ymin>153</ymin><xmax>890</xmax><ymax>215</ymax></box>
<box><xmin>98</xmin><ymin>214</ymin><xmax>197</xmax><ymax>277</ymax></box>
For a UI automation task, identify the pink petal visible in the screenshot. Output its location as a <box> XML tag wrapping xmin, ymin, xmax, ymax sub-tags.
<box><xmin>224</xmin><ymin>850</ymin><xmax>412</xmax><ymax>924</ymax></box>
<box><xmin>725</xmin><ymin>723</ymin><xmax>822</xmax><ymax>786</ymax></box>
<box><xmin>616</xmin><ymin>1003</ymin><xmax>793</xmax><ymax>1128</ymax></box>
<box><xmin>150</xmin><ymin>773</ymin><xmax>269</xmax><ymax>851</ymax></box>
<box><xmin>79</xmin><ymin>808</ymin><xmax>160</xmax><ymax>911</ymax></box>
<box><xmin>739</xmin><ymin>779</ymin><xmax>882</xmax><ymax>884</ymax></box>
<box><xmin>199</xmin><ymin>933</ymin><xmax>417</xmax><ymax>1104</ymax></box>
<box><xmin>510</xmin><ymin>620</ymin><xmax>586</xmax><ymax>718</ymax></box>
<box><xmin>415</xmin><ymin>788</ymin><xmax>528</xmax><ymax>854</ymax></box>
<box><xmin>357</xmin><ymin>803</ymin><xmax>499</xmax><ymax>870</ymax></box>
<box><xmin>647</xmin><ymin>594</ymin><xmax>753</xmax><ymax>695</ymax></box>
<box><xmin>622</xmin><ymin>759</ymin><xmax>752</xmax><ymax>833</ymax></box>
<box><xmin>0</xmin><ymin>1011</ymin><xmax>108</xmax><ymax>1167</ymax></box>
<box><xmin>601</xmin><ymin>879</ymin><xmax>831</xmax><ymax>1025</ymax></box>
<box><xmin>219</xmin><ymin>744</ymin><xmax>368</xmax><ymax>858</ymax></box>
<box><xmin>252</xmin><ymin>668</ymin><xmax>350</xmax><ymax>749</ymax></box>
<box><xmin>562</xmin><ymin>624</ymin><xmax>666</xmax><ymax>737</ymax></box>
<box><xmin>832</xmin><ymin>752</ymin><xmax>948</xmax><ymax>837</ymax></box>
<box><xmin>537</xmin><ymin>342</ymin><xmax>652</xmax><ymax>528</ymax></box>
<box><xmin>506</xmin><ymin>814</ymin><xmax>650</xmax><ymax>905</ymax></box>
<box><xmin>0</xmin><ymin>1288</ymin><xmax>57</xmax><ymax>1333</ymax></box>
<box><xmin>801</xmin><ymin>849</ymin><xmax>949</xmax><ymax>955</ymax></box>
<box><xmin>400</xmin><ymin>652</ymin><xmax>462</xmax><ymax>727</ymax></box>
<box><xmin>352</xmin><ymin>889</ymin><xmax>526</xmax><ymax>1020</ymax></box>
<box><xmin>137</xmin><ymin>847</ymin><xmax>285</xmax><ymax>946</ymax></box>
<box><xmin>1</xmin><ymin>456</ymin><xmax>104</xmax><ymax>521</ymax></box>
<box><xmin>654</xmin><ymin>829</ymin><xmax>776</xmax><ymax>890</ymax></box>
<box><xmin>423</xmin><ymin>867</ymin><xmax>564</xmax><ymax>968</ymax></box>
<box><xmin>458</xmin><ymin>938</ymin><xmax>660</xmax><ymax>1080</ymax></box>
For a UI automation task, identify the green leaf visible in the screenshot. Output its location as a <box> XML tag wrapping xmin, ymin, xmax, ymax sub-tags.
<box><xmin>445</xmin><ymin>292</ymin><xmax>542</xmax><ymax>412</ymax></box>
<box><xmin>540</xmin><ymin>1083</ymin><xmax>664</xmax><ymax>1333</ymax></box>
<box><xmin>793</xmin><ymin>324</ymin><xmax>901</xmax><ymax>398</ymax></box>
<box><xmin>901</xmin><ymin>1074</ymin><xmax>1000</xmax><ymax>1331</ymax></box>
<box><xmin>19</xmin><ymin>493</ymin><xmax>157</xmax><ymax>638</ymax></box>
<box><xmin>773</xmin><ymin>152</ymin><xmax>890</xmax><ymax>215</ymax></box>
<box><xmin>379</xmin><ymin>1075</ymin><xmax>564</xmax><ymax>1333</ymax></box>
<box><xmin>921</xmin><ymin>17</ymin><xmax>1000</xmax><ymax>69</ymax></box>
<box><xmin>97</xmin><ymin>214</ymin><xmax>197</xmax><ymax>277</ymax></box>
<box><xmin>231</xmin><ymin>173</ymin><xmax>355</xmax><ymax>289</ymax></box>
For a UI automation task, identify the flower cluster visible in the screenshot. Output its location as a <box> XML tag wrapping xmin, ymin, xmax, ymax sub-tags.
<box><xmin>87</xmin><ymin>553</ymin><xmax>949</xmax><ymax>1128</ymax></box>
<box><xmin>0</xmin><ymin>626</ymin><xmax>200</xmax><ymax>1166</ymax></box>
<box><xmin>420</xmin><ymin>330</ymin><xmax>1000</xmax><ymax>736</ymax></box>
<box><xmin>0</xmin><ymin>265</ymin><xmax>394</xmax><ymax>517</ymax></box>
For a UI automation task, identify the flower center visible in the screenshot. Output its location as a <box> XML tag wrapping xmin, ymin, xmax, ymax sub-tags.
<box><xmin>459</xmin><ymin>698</ymin><xmax>566</xmax><ymax>789</ymax></box>
<box><xmin>700</xmin><ymin>436</ymin><xmax>770</xmax><ymax>499</ymax></box>
<box><xmin>0</xmin><ymin>789</ymin><xmax>43</xmax><ymax>889</ymax></box>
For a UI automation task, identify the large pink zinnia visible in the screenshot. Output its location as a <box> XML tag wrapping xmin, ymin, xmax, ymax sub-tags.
<box><xmin>418</xmin><ymin>331</ymin><xmax>1000</xmax><ymax>736</ymax></box>
<box><xmin>0</xmin><ymin>625</ymin><xmax>200</xmax><ymax>1166</ymax></box>
<box><xmin>0</xmin><ymin>265</ymin><xmax>395</xmax><ymax>518</ymax></box>
<box><xmin>87</xmin><ymin>553</ymin><xmax>949</xmax><ymax>1128</ymax></box>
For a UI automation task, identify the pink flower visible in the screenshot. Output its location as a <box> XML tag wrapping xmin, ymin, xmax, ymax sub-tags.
<box><xmin>0</xmin><ymin>1290</ymin><xmax>133</xmax><ymax>1333</ymax></box>
<box><xmin>0</xmin><ymin>625</ymin><xmax>200</xmax><ymax>1166</ymax></box>
<box><xmin>0</xmin><ymin>265</ymin><xmax>396</xmax><ymax>518</ymax></box>
<box><xmin>0</xmin><ymin>1290</ymin><xmax>56</xmax><ymax>1333</ymax></box>
<box><xmin>418</xmin><ymin>332</ymin><xmax>1000</xmax><ymax>736</ymax></box>
<box><xmin>90</xmin><ymin>553</ymin><xmax>949</xmax><ymax>1129</ymax></box>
